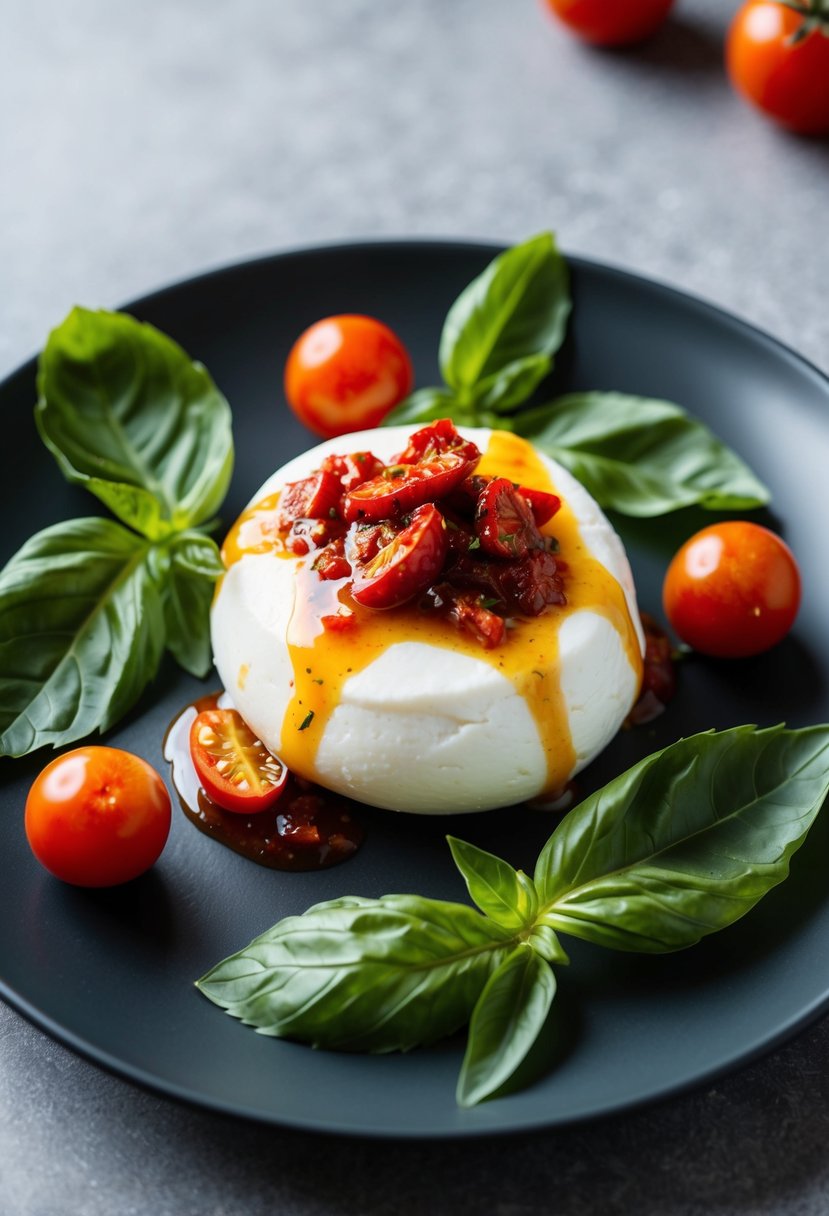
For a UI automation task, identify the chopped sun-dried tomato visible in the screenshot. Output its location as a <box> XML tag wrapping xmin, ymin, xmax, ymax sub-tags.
<box><xmin>475</xmin><ymin>478</ymin><xmax>546</xmax><ymax>560</ymax></box>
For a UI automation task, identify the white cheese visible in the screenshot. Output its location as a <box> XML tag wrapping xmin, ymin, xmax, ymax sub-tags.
<box><xmin>211</xmin><ymin>426</ymin><xmax>644</xmax><ymax>814</ymax></box>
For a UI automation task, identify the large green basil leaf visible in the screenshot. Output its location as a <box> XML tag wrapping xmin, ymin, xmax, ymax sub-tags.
<box><xmin>36</xmin><ymin>308</ymin><xmax>234</xmax><ymax>540</ymax></box>
<box><xmin>534</xmin><ymin>725</ymin><xmax>829</xmax><ymax>952</ymax></box>
<box><xmin>439</xmin><ymin>234</ymin><xmax>570</xmax><ymax>402</ymax></box>
<box><xmin>448</xmin><ymin>836</ymin><xmax>538</xmax><ymax>931</ymax></box>
<box><xmin>197</xmin><ymin>893</ymin><xmax>515</xmax><ymax>1053</ymax></box>
<box><xmin>160</xmin><ymin>531</ymin><xmax>224</xmax><ymax>678</ymax></box>
<box><xmin>456</xmin><ymin>944</ymin><xmax>556</xmax><ymax>1107</ymax></box>
<box><xmin>513</xmin><ymin>392</ymin><xmax>770</xmax><ymax>516</ymax></box>
<box><xmin>469</xmin><ymin>353</ymin><xmax>553</xmax><ymax>415</ymax></box>
<box><xmin>0</xmin><ymin>518</ymin><xmax>165</xmax><ymax>757</ymax></box>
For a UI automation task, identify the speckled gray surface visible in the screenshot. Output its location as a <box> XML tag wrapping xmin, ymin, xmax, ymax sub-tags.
<box><xmin>2</xmin><ymin>1</ymin><xmax>829</xmax><ymax>1212</ymax></box>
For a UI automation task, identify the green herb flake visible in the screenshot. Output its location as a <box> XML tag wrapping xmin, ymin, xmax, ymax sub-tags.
<box><xmin>298</xmin><ymin>711</ymin><xmax>315</xmax><ymax>731</ymax></box>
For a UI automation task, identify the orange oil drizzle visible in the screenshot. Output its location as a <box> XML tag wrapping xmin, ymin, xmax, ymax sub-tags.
<box><xmin>220</xmin><ymin>431</ymin><xmax>643</xmax><ymax>800</ymax></box>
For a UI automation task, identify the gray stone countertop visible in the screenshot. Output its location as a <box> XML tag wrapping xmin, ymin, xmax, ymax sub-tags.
<box><xmin>2</xmin><ymin>1</ymin><xmax>829</xmax><ymax>1212</ymax></box>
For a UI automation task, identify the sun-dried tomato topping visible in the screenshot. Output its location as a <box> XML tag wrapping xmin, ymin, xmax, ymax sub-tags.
<box><xmin>320</xmin><ymin>451</ymin><xmax>385</xmax><ymax>492</ymax></box>
<box><xmin>519</xmin><ymin>485</ymin><xmax>562</xmax><ymax>527</ymax></box>
<box><xmin>428</xmin><ymin>584</ymin><xmax>506</xmax><ymax>649</ymax></box>
<box><xmin>285</xmin><ymin>516</ymin><xmax>346</xmax><ymax>556</ymax></box>
<box><xmin>268</xmin><ymin>420</ymin><xmax>568</xmax><ymax>649</ymax></box>
<box><xmin>393</xmin><ymin>419</ymin><xmax>482</xmax><ymax>467</ymax></box>
<box><xmin>348</xmin><ymin>503</ymin><xmax>449</xmax><ymax>610</ymax></box>
<box><xmin>312</xmin><ymin>537</ymin><xmax>352</xmax><ymax>581</ymax></box>
<box><xmin>627</xmin><ymin>613</ymin><xmax>678</xmax><ymax>726</ymax></box>
<box><xmin>342</xmin><ymin>452</ymin><xmax>473</xmax><ymax>523</ymax></box>
<box><xmin>475</xmin><ymin>477</ymin><xmax>546</xmax><ymax>560</ymax></box>
<box><xmin>278</xmin><ymin>470</ymin><xmax>343</xmax><ymax>529</ymax></box>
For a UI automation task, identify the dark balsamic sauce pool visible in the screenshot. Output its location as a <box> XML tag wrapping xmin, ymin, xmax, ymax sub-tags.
<box><xmin>163</xmin><ymin>692</ymin><xmax>365</xmax><ymax>871</ymax></box>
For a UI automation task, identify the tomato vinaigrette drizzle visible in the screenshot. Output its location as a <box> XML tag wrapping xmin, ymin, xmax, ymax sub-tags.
<box><xmin>163</xmin><ymin>692</ymin><xmax>365</xmax><ymax>870</ymax></box>
<box><xmin>222</xmin><ymin>431</ymin><xmax>644</xmax><ymax>803</ymax></box>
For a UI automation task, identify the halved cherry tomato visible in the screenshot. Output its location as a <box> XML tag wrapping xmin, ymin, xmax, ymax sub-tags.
<box><xmin>25</xmin><ymin>747</ymin><xmax>171</xmax><ymax>887</ymax></box>
<box><xmin>726</xmin><ymin>2</ymin><xmax>829</xmax><ymax>135</ymax></box>
<box><xmin>277</xmin><ymin>471</ymin><xmax>342</xmax><ymax>530</ymax></box>
<box><xmin>348</xmin><ymin>503</ymin><xmax>448</xmax><ymax>609</ymax></box>
<box><xmin>284</xmin><ymin>315</ymin><xmax>413</xmax><ymax>438</ymax></box>
<box><xmin>394</xmin><ymin>419</ymin><xmax>482</xmax><ymax>467</ymax></box>
<box><xmin>320</xmin><ymin>451</ymin><xmax>385</xmax><ymax>492</ymax></box>
<box><xmin>475</xmin><ymin>477</ymin><xmax>545</xmax><ymax>559</ymax></box>
<box><xmin>190</xmin><ymin>708</ymin><xmax>288</xmax><ymax>813</ymax></box>
<box><xmin>543</xmin><ymin>0</ymin><xmax>674</xmax><ymax>45</ymax></box>
<box><xmin>662</xmin><ymin>521</ymin><xmax>801</xmax><ymax>658</ymax></box>
<box><xmin>342</xmin><ymin>452</ymin><xmax>472</xmax><ymax>523</ymax></box>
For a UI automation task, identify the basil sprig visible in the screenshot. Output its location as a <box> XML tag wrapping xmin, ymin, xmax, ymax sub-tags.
<box><xmin>198</xmin><ymin>724</ymin><xmax>829</xmax><ymax>1107</ymax></box>
<box><xmin>385</xmin><ymin>235</ymin><xmax>770</xmax><ymax>516</ymax></box>
<box><xmin>0</xmin><ymin>309</ymin><xmax>233</xmax><ymax>757</ymax></box>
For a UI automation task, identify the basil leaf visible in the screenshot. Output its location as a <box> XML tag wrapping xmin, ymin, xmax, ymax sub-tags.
<box><xmin>513</xmin><ymin>392</ymin><xmax>770</xmax><ymax>516</ymax></box>
<box><xmin>0</xmin><ymin>518</ymin><xmax>165</xmax><ymax>757</ymax></box>
<box><xmin>535</xmin><ymin>725</ymin><xmax>829</xmax><ymax>952</ymax></box>
<box><xmin>160</xmin><ymin>531</ymin><xmax>224</xmax><ymax>678</ymax></box>
<box><xmin>382</xmin><ymin>386</ymin><xmax>468</xmax><ymax>428</ymax></box>
<box><xmin>36</xmin><ymin>308</ymin><xmax>234</xmax><ymax>540</ymax></box>
<box><xmin>470</xmin><ymin>353</ymin><xmax>552</xmax><ymax>415</ymax></box>
<box><xmin>439</xmin><ymin>233</ymin><xmax>570</xmax><ymax>401</ymax></box>
<box><xmin>448</xmin><ymin>835</ymin><xmax>538</xmax><ymax>930</ymax></box>
<box><xmin>456</xmin><ymin>944</ymin><xmax>556</xmax><ymax>1107</ymax></box>
<box><xmin>197</xmin><ymin>894</ymin><xmax>515</xmax><ymax>1052</ymax></box>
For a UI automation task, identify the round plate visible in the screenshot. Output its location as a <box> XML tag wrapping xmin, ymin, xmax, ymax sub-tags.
<box><xmin>2</xmin><ymin>241</ymin><xmax>829</xmax><ymax>1139</ymax></box>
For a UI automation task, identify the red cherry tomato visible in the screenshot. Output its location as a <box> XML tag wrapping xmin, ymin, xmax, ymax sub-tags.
<box><xmin>342</xmin><ymin>452</ymin><xmax>473</xmax><ymax>523</ymax></box>
<box><xmin>190</xmin><ymin>708</ymin><xmax>288</xmax><ymax>814</ymax></box>
<box><xmin>543</xmin><ymin>0</ymin><xmax>674</xmax><ymax>45</ymax></box>
<box><xmin>662</xmin><ymin>521</ymin><xmax>801</xmax><ymax>658</ymax></box>
<box><xmin>25</xmin><ymin>747</ymin><xmax>171</xmax><ymax>887</ymax></box>
<box><xmin>726</xmin><ymin>2</ymin><xmax>829</xmax><ymax>135</ymax></box>
<box><xmin>348</xmin><ymin>503</ymin><xmax>448</xmax><ymax>609</ymax></box>
<box><xmin>284</xmin><ymin>315</ymin><xmax>414</xmax><ymax>438</ymax></box>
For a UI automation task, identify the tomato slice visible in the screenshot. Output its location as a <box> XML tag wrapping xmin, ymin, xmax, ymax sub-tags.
<box><xmin>342</xmin><ymin>452</ymin><xmax>472</xmax><ymax>523</ymax></box>
<box><xmin>277</xmin><ymin>471</ymin><xmax>342</xmax><ymax>529</ymax></box>
<box><xmin>474</xmin><ymin>477</ymin><xmax>545</xmax><ymax>559</ymax></box>
<box><xmin>348</xmin><ymin>503</ymin><xmax>448</xmax><ymax>609</ymax></box>
<box><xmin>190</xmin><ymin>708</ymin><xmax>288</xmax><ymax>814</ymax></box>
<box><xmin>311</xmin><ymin>537</ymin><xmax>352</xmax><ymax>581</ymax></box>
<box><xmin>393</xmin><ymin>419</ymin><xmax>481</xmax><ymax>467</ymax></box>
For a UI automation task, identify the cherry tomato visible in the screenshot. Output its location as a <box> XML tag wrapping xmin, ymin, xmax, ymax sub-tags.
<box><xmin>543</xmin><ymin>0</ymin><xmax>674</xmax><ymax>46</ymax></box>
<box><xmin>342</xmin><ymin>452</ymin><xmax>473</xmax><ymax>523</ymax></box>
<box><xmin>25</xmin><ymin>747</ymin><xmax>171</xmax><ymax>887</ymax></box>
<box><xmin>190</xmin><ymin>708</ymin><xmax>288</xmax><ymax>814</ymax></box>
<box><xmin>726</xmin><ymin>2</ymin><xmax>829</xmax><ymax>135</ymax></box>
<box><xmin>284</xmin><ymin>315</ymin><xmax>414</xmax><ymax>438</ymax></box>
<box><xmin>662</xmin><ymin>521</ymin><xmax>801</xmax><ymax>658</ymax></box>
<box><xmin>348</xmin><ymin>503</ymin><xmax>448</xmax><ymax>609</ymax></box>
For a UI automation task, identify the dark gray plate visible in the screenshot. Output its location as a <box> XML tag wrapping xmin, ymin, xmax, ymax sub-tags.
<box><xmin>2</xmin><ymin>241</ymin><xmax>829</xmax><ymax>1139</ymax></box>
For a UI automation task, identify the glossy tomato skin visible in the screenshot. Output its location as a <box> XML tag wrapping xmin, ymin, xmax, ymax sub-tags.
<box><xmin>543</xmin><ymin>0</ymin><xmax>674</xmax><ymax>46</ymax></box>
<box><xmin>189</xmin><ymin>708</ymin><xmax>288</xmax><ymax>814</ymax></box>
<box><xmin>25</xmin><ymin>747</ymin><xmax>171</xmax><ymax>887</ymax></box>
<box><xmin>662</xmin><ymin>521</ymin><xmax>801</xmax><ymax>659</ymax></box>
<box><xmin>727</xmin><ymin>3</ymin><xmax>829</xmax><ymax>135</ymax></box>
<box><xmin>284</xmin><ymin>314</ymin><xmax>413</xmax><ymax>438</ymax></box>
